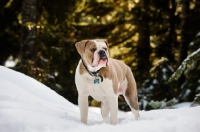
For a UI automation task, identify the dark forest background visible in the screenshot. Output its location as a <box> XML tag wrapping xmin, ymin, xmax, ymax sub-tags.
<box><xmin>1</xmin><ymin>0</ymin><xmax>200</xmax><ymax>110</ymax></box>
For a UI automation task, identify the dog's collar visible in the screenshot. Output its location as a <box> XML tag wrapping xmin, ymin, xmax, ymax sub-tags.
<box><xmin>81</xmin><ymin>59</ymin><xmax>103</xmax><ymax>82</ymax></box>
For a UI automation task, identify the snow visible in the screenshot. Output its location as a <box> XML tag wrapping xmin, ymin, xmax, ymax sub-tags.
<box><xmin>0</xmin><ymin>66</ymin><xmax>200</xmax><ymax>132</ymax></box>
<box><xmin>174</xmin><ymin>102</ymin><xmax>192</xmax><ymax>108</ymax></box>
<box><xmin>196</xmin><ymin>32</ymin><xmax>200</xmax><ymax>37</ymax></box>
<box><xmin>4</xmin><ymin>56</ymin><xmax>16</xmax><ymax>67</ymax></box>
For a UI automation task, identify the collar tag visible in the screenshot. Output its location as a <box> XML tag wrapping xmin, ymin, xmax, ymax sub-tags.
<box><xmin>94</xmin><ymin>76</ymin><xmax>100</xmax><ymax>84</ymax></box>
<box><xmin>94</xmin><ymin>75</ymin><xmax>103</xmax><ymax>84</ymax></box>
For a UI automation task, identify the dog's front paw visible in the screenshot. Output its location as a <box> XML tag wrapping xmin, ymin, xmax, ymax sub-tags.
<box><xmin>135</xmin><ymin>112</ymin><xmax>140</xmax><ymax>120</ymax></box>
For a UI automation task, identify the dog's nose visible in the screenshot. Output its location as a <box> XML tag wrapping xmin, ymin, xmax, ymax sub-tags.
<box><xmin>98</xmin><ymin>50</ymin><xmax>106</xmax><ymax>57</ymax></box>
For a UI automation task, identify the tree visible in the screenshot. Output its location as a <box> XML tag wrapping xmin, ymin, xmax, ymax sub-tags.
<box><xmin>0</xmin><ymin>0</ymin><xmax>21</xmax><ymax>65</ymax></box>
<box><xmin>138</xmin><ymin>57</ymin><xmax>175</xmax><ymax>110</ymax></box>
<box><xmin>19</xmin><ymin>0</ymin><xmax>37</xmax><ymax>77</ymax></box>
<box><xmin>179</xmin><ymin>0</ymin><xmax>191</xmax><ymax>88</ymax></box>
<box><xmin>135</xmin><ymin>0</ymin><xmax>151</xmax><ymax>85</ymax></box>
<box><xmin>166</xmin><ymin>0</ymin><xmax>176</xmax><ymax>62</ymax></box>
<box><xmin>169</xmin><ymin>33</ymin><xmax>200</xmax><ymax>102</ymax></box>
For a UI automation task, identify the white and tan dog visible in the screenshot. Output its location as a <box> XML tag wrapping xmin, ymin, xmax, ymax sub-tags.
<box><xmin>75</xmin><ymin>39</ymin><xmax>139</xmax><ymax>125</ymax></box>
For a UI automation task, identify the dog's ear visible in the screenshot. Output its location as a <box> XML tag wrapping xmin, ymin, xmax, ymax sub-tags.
<box><xmin>103</xmin><ymin>39</ymin><xmax>109</xmax><ymax>48</ymax></box>
<box><xmin>75</xmin><ymin>40</ymin><xmax>89</xmax><ymax>56</ymax></box>
<box><xmin>103</xmin><ymin>39</ymin><xmax>109</xmax><ymax>54</ymax></box>
<box><xmin>103</xmin><ymin>39</ymin><xmax>110</xmax><ymax>66</ymax></box>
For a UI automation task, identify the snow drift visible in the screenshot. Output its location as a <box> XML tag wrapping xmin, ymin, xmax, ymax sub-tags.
<box><xmin>0</xmin><ymin>66</ymin><xmax>200</xmax><ymax>132</ymax></box>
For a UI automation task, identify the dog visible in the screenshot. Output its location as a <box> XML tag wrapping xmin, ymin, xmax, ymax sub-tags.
<box><xmin>75</xmin><ymin>39</ymin><xmax>139</xmax><ymax>125</ymax></box>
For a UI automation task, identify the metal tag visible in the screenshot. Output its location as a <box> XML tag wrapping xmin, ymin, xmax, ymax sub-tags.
<box><xmin>94</xmin><ymin>76</ymin><xmax>100</xmax><ymax>84</ymax></box>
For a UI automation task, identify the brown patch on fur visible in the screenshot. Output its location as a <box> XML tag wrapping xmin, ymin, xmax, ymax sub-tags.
<box><xmin>99</xmin><ymin>58</ymin><xmax>139</xmax><ymax>110</ymax></box>
<box><xmin>79</xmin><ymin>62</ymin><xmax>87</xmax><ymax>75</ymax></box>
<box><xmin>83</xmin><ymin>41</ymin><xmax>97</xmax><ymax>66</ymax></box>
<box><xmin>76</xmin><ymin>40</ymin><xmax>97</xmax><ymax>74</ymax></box>
<box><xmin>99</xmin><ymin>58</ymin><xmax>128</xmax><ymax>94</ymax></box>
<box><xmin>75</xmin><ymin>40</ymin><xmax>89</xmax><ymax>56</ymax></box>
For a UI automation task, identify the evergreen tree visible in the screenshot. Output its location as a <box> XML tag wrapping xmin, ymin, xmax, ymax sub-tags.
<box><xmin>0</xmin><ymin>0</ymin><xmax>21</xmax><ymax>65</ymax></box>
<box><xmin>19</xmin><ymin>0</ymin><xmax>37</xmax><ymax>77</ymax></box>
<box><xmin>191</xmin><ymin>93</ymin><xmax>200</xmax><ymax>107</ymax></box>
<box><xmin>169</xmin><ymin>33</ymin><xmax>200</xmax><ymax>102</ymax></box>
<box><xmin>138</xmin><ymin>57</ymin><xmax>175</xmax><ymax>110</ymax></box>
<box><xmin>135</xmin><ymin>0</ymin><xmax>151</xmax><ymax>86</ymax></box>
<box><xmin>179</xmin><ymin>0</ymin><xmax>190</xmax><ymax>89</ymax></box>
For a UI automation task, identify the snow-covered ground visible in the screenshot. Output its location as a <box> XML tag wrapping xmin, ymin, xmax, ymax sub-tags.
<box><xmin>0</xmin><ymin>66</ymin><xmax>200</xmax><ymax>132</ymax></box>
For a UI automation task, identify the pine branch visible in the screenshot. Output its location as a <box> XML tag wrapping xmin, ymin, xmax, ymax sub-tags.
<box><xmin>191</xmin><ymin>93</ymin><xmax>200</xmax><ymax>107</ymax></box>
<box><xmin>168</xmin><ymin>48</ymin><xmax>200</xmax><ymax>82</ymax></box>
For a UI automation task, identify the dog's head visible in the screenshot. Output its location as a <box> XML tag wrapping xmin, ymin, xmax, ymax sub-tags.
<box><xmin>75</xmin><ymin>39</ymin><xmax>109</xmax><ymax>72</ymax></box>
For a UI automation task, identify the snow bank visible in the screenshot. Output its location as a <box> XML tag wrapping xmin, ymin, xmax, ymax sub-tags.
<box><xmin>0</xmin><ymin>66</ymin><xmax>200</xmax><ymax>132</ymax></box>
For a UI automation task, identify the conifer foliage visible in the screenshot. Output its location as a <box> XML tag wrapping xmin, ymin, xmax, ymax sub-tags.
<box><xmin>169</xmin><ymin>33</ymin><xmax>200</xmax><ymax>103</ymax></box>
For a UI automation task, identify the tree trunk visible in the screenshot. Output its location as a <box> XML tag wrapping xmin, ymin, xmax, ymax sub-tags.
<box><xmin>20</xmin><ymin>0</ymin><xmax>37</xmax><ymax>76</ymax></box>
<box><xmin>167</xmin><ymin>0</ymin><xmax>176</xmax><ymax>62</ymax></box>
<box><xmin>136</xmin><ymin>0</ymin><xmax>151</xmax><ymax>85</ymax></box>
<box><xmin>179</xmin><ymin>0</ymin><xmax>190</xmax><ymax>88</ymax></box>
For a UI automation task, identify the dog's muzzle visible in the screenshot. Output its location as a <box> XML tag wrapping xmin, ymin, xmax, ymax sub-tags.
<box><xmin>99</xmin><ymin>50</ymin><xmax>107</xmax><ymax>61</ymax></box>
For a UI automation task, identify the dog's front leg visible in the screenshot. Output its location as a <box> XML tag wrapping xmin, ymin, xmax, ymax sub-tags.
<box><xmin>78</xmin><ymin>94</ymin><xmax>88</xmax><ymax>124</ymax></box>
<box><xmin>108</xmin><ymin>95</ymin><xmax>118</xmax><ymax>125</ymax></box>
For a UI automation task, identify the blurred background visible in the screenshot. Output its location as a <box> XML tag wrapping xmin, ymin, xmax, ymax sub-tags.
<box><xmin>1</xmin><ymin>0</ymin><xmax>200</xmax><ymax>110</ymax></box>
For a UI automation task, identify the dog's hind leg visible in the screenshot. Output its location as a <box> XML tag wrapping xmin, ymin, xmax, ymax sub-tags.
<box><xmin>124</xmin><ymin>68</ymin><xmax>140</xmax><ymax>120</ymax></box>
<box><xmin>101</xmin><ymin>101</ymin><xmax>109</xmax><ymax>119</ymax></box>
<box><xmin>124</xmin><ymin>95</ymin><xmax>140</xmax><ymax>120</ymax></box>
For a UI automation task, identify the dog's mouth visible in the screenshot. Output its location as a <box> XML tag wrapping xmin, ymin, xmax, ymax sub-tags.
<box><xmin>100</xmin><ymin>56</ymin><xmax>108</xmax><ymax>61</ymax></box>
<box><xmin>92</xmin><ymin>56</ymin><xmax>108</xmax><ymax>67</ymax></box>
<box><xmin>99</xmin><ymin>50</ymin><xmax>108</xmax><ymax>61</ymax></box>
<box><xmin>91</xmin><ymin>50</ymin><xmax>108</xmax><ymax>67</ymax></box>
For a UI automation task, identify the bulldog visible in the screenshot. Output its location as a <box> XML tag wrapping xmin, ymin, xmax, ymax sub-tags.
<box><xmin>75</xmin><ymin>39</ymin><xmax>139</xmax><ymax>125</ymax></box>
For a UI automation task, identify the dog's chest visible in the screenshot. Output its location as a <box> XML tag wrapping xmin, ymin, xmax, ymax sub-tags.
<box><xmin>79</xmin><ymin>74</ymin><xmax>113</xmax><ymax>101</ymax></box>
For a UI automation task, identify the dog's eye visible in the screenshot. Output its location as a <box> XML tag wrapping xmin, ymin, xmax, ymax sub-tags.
<box><xmin>103</xmin><ymin>48</ymin><xmax>108</xmax><ymax>51</ymax></box>
<box><xmin>91</xmin><ymin>48</ymin><xmax>96</xmax><ymax>52</ymax></box>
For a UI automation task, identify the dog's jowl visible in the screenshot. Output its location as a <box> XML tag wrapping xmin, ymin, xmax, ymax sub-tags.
<box><xmin>75</xmin><ymin>39</ymin><xmax>140</xmax><ymax>125</ymax></box>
